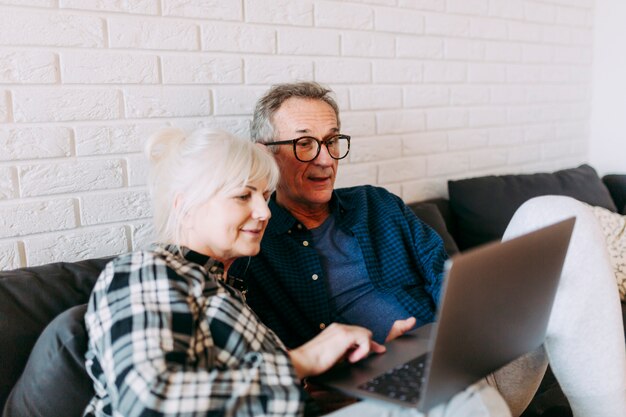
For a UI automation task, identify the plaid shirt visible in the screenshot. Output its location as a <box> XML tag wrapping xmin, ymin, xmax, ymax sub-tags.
<box><xmin>84</xmin><ymin>245</ymin><xmax>303</xmax><ymax>417</ymax></box>
<box><xmin>229</xmin><ymin>185</ymin><xmax>447</xmax><ymax>349</ymax></box>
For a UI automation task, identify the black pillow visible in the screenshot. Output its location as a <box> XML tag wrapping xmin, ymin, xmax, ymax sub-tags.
<box><xmin>448</xmin><ymin>164</ymin><xmax>617</xmax><ymax>250</ymax></box>
<box><xmin>603</xmin><ymin>174</ymin><xmax>626</xmax><ymax>214</ymax></box>
<box><xmin>3</xmin><ymin>304</ymin><xmax>94</xmax><ymax>417</ymax></box>
<box><xmin>408</xmin><ymin>202</ymin><xmax>460</xmax><ymax>256</ymax></box>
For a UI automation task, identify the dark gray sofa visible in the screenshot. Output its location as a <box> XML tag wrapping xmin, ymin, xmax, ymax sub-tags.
<box><xmin>1</xmin><ymin>164</ymin><xmax>625</xmax><ymax>417</ymax></box>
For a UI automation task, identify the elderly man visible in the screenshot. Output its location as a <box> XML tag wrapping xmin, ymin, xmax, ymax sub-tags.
<box><xmin>229</xmin><ymin>82</ymin><xmax>626</xmax><ymax>417</ymax></box>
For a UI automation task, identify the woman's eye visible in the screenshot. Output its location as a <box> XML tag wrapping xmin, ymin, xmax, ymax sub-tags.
<box><xmin>236</xmin><ymin>193</ymin><xmax>251</xmax><ymax>201</ymax></box>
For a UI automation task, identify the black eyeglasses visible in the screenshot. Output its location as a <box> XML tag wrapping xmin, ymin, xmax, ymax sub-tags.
<box><xmin>265</xmin><ymin>135</ymin><xmax>351</xmax><ymax>162</ymax></box>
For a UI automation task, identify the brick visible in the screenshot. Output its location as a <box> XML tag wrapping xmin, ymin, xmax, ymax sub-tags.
<box><xmin>340</xmin><ymin>112</ymin><xmax>376</xmax><ymax>136</ymax></box>
<box><xmin>424</xmin><ymin>62</ymin><xmax>466</xmax><ymax>83</ymax></box>
<box><xmin>427</xmin><ymin>153</ymin><xmax>470</xmax><ymax>176</ymax></box>
<box><xmin>244</xmin><ymin>57</ymin><xmax>312</xmax><ymax>85</ymax></box>
<box><xmin>245</xmin><ymin>0</ymin><xmax>313</xmax><ymax>25</ymax></box>
<box><xmin>13</xmin><ymin>88</ymin><xmax>120</xmax><ymax>122</ymax></box>
<box><xmin>348</xmin><ymin>135</ymin><xmax>402</xmax><ymax>163</ymax></box>
<box><xmin>61</xmin><ymin>51</ymin><xmax>159</xmax><ymax>84</ymax></box>
<box><xmin>470</xmin><ymin>149</ymin><xmax>507</xmax><ymax>170</ymax></box>
<box><xmin>0</xmin><ymin>166</ymin><xmax>16</xmax><ymax>200</ymax></box>
<box><xmin>342</xmin><ymin>32</ymin><xmax>395</xmax><ymax>58</ymax></box>
<box><xmin>425</xmin><ymin>14</ymin><xmax>470</xmax><ymax>37</ymax></box>
<box><xmin>554</xmin><ymin>46</ymin><xmax>591</xmax><ymax>64</ymax></box>
<box><xmin>1</xmin><ymin>0</ymin><xmax>55</xmax><ymax>6</ymax></box>
<box><xmin>163</xmin><ymin>0</ymin><xmax>242</xmax><ymax>20</ymax></box>
<box><xmin>358</xmin><ymin>0</ymin><xmax>395</xmax><ymax>5</ymax></box>
<box><xmin>331</xmin><ymin>87</ymin><xmax>350</xmax><ymax>112</ymax></box>
<box><xmin>569</xmin><ymin>66</ymin><xmax>591</xmax><ymax>83</ymax></box>
<box><xmin>20</xmin><ymin>159</ymin><xmax>124</xmax><ymax>197</ymax></box>
<box><xmin>404</xmin><ymin>86</ymin><xmax>449</xmax><ymax>108</ymax></box>
<box><xmin>490</xmin><ymin>86</ymin><xmax>526</xmax><ymax>104</ymax></box>
<box><xmin>488</xmin><ymin>127</ymin><xmax>524</xmax><ymax>146</ymax></box>
<box><xmin>556</xmin><ymin>6</ymin><xmax>591</xmax><ymax>27</ymax></box>
<box><xmin>350</xmin><ymin>86</ymin><xmax>402</xmax><ymax>110</ymax></box>
<box><xmin>508</xmin><ymin>106</ymin><xmax>542</xmax><ymax>124</ymax></box>
<box><xmin>569</xmin><ymin>28</ymin><xmax>593</xmax><ymax>46</ymax></box>
<box><xmin>426</xmin><ymin>108</ymin><xmax>468</xmax><ymax>130</ymax></box>
<box><xmin>0</xmin><ymin>127</ymin><xmax>72</xmax><ymax>161</ymax></box>
<box><xmin>488</xmin><ymin>0</ymin><xmax>524</xmax><ymax>19</ymax></box>
<box><xmin>110</xmin><ymin>16</ymin><xmax>198</xmax><ymax>50</ymax></box>
<box><xmin>448</xmin><ymin>129</ymin><xmax>488</xmax><ymax>150</ymax></box>
<box><xmin>469</xmin><ymin>107</ymin><xmax>507</xmax><ymax>127</ymax></box>
<box><xmin>402</xmin><ymin>132</ymin><xmax>447</xmax><ymax>155</ymax></box>
<box><xmin>541</xmin><ymin>66</ymin><xmax>571</xmax><ymax>83</ymax></box>
<box><xmin>60</xmin><ymin>0</ymin><xmax>158</xmax><ymax>14</ymax></box>
<box><xmin>0</xmin><ymin>50</ymin><xmax>58</xmax><ymax>83</ymax></box>
<box><xmin>24</xmin><ymin>226</ymin><xmax>128</xmax><ymax>266</ymax></box>
<box><xmin>82</xmin><ymin>190</ymin><xmax>151</xmax><ymax>225</ymax></box>
<box><xmin>372</xmin><ymin>60</ymin><xmax>421</xmax><ymax>84</ymax></box>
<box><xmin>75</xmin><ymin>123</ymin><xmax>164</xmax><ymax>156</ymax></box>
<box><xmin>450</xmin><ymin>86</ymin><xmax>489</xmax><ymax>105</ymax></box>
<box><xmin>127</xmin><ymin>154</ymin><xmax>149</xmax><ymax>186</ymax></box>
<box><xmin>131</xmin><ymin>221</ymin><xmax>155</xmax><ymax>251</ymax></box>
<box><xmin>447</xmin><ymin>0</ymin><xmax>489</xmax><ymax>15</ymax></box>
<box><xmin>378</xmin><ymin>157</ymin><xmax>426</xmax><ymax>184</ymax></box>
<box><xmin>484</xmin><ymin>42</ymin><xmax>521</xmax><ymax>62</ymax></box>
<box><xmin>375</xmin><ymin>8</ymin><xmax>424</xmax><ymax>34</ymax></box>
<box><xmin>396</xmin><ymin>36</ymin><xmax>443</xmax><ymax>59</ymax></box>
<box><xmin>507</xmin><ymin>64</ymin><xmax>542</xmax><ymax>83</ymax></box>
<box><xmin>317</xmin><ymin>60</ymin><xmax>371</xmax><ymax>84</ymax></box>
<box><xmin>278</xmin><ymin>27</ymin><xmax>339</xmax><ymax>55</ymax></box>
<box><xmin>508</xmin><ymin>144</ymin><xmax>541</xmax><ymax>165</ymax></box>
<box><xmin>334</xmin><ymin>163</ymin><xmax>377</xmax><ymax>188</ymax></box>
<box><xmin>524</xmin><ymin>2</ymin><xmax>556</xmax><ymax>23</ymax></box>
<box><xmin>203</xmin><ymin>22</ymin><xmax>275</xmax><ymax>53</ymax></box>
<box><xmin>468</xmin><ymin>63</ymin><xmax>506</xmax><ymax>83</ymax></box>
<box><xmin>212</xmin><ymin>86</ymin><xmax>267</xmax><ymax>116</ymax></box>
<box><xmin>402</xmin><ymin>179</ymin><xmax>446</xmax><ymax>203</ymax></box>
<box><xmin>0</xmin><ymin>242</ymin><xmax>20</xmax><ymax>271</ymax></box>
<box><xmin>196</xmin><ymin>117</ymin><xmax>251</xmax><ymax>139</ymax></box>
<box><xmin>163</xmin><ymin>55</ymin><xmax>242</xmax><ymax>84</ymax></box>
<box><xmin>0</xmin><ymin>10</ymin><xmax>104</xmax><ymax>47</ymax></box>
<box><xmin>526</xmin><ymin>86</ymin><xmax>559</xmax><ymax>104</ymax></box>
<box><xmin>377</xmin><ymin>110</ymin><xmax>426</xmax><ymax>134</ymax></box>
<box><xmin>525</xmin><ymin>124</ymin><xmax>556</xmax><ymax>142</ymax></box>
<box><xmin>398</xmin><ymin>0</ymin><xmax>445</xmax><ymax>12</ymax></box>
<box><xmin>316</xmin><ymin>1</ymin><xmax>373</xmax><ymax>30</ymax></box>
<box><xmin>0</xmin><ymin>198</ymin><xmax>77</xmax><ymax>238</ymax></box>
<box><xmin>556</xmin><ymin>121</ymin><xmax>588</xmax><ymax>140</ymax></box>
<box><xmin>124</xmin><ymin>87</ymin><xmax>211</xmax><ymax>118</ymax></box>
<box><xmin>522</xmin><ymin>44</ymin><xmax>554</xmax><ymax>63</ymax></box>
<box><xmin>0</xmin><ymin>90</ymin><xmax>8</xmax><ymax>122</ymax></box>
<box><xmin>542</xmin><ymin>26</ymin><xmax>571</xmax><ymax>44</ymax></box>
<box><xmin>508</xmin><ymin>22</ymin><xmax>543</xmax><ymax>42</ymax></box>
<box><xmin>444</xmin><ymin>39</ymin><xmax>484</xmax><ymax>60</ymax></box>
<box><xmin>470</xmin><ymin>18</ymin><xmax>508</xmax><ymax>40</ymax></box>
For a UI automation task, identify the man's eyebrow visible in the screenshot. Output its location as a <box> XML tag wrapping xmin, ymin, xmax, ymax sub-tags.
<box><xmin>294</xmin><ymin>127</ymin><xmax>340</xmax><ymax>135</ymax></box>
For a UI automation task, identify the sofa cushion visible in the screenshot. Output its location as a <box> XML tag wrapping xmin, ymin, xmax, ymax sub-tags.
<box><xmin>408</xmin><ymin>201</ymin><xmax>460</xmax><ymax>256</ymax></box>
<box><xmin>0</xmin><ymin>258</ymin><xmax>110</xmax><ymax>410</ymax></box>
<box><xmin>448</xmin><ymin>164</ymin><xmax>617</xmax><ymax>250</ymax></box>
<box><xmin>3</xmin><ymin>304</ymin><xmax>94</xmax><ymax>417</ymax></box>
<box><xmin>603</xmin><ymin>174</ymin><xmax>626</xmax><ymax>214</ymax></box>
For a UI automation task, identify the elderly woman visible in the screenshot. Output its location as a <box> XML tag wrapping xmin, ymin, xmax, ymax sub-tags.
<box><xmin>82</xmin><ymin>128</ymin><xmax>385</xmax><ymax>417</ymax></box>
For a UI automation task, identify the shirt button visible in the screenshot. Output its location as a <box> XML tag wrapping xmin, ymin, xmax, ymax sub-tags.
<box><xmin>302</xmin><ymin>240</ymin><xmax>309</xmax><ymax>247</ymax></box>
<box><xmin>297</xmin><ymin>224</ymin><xmax>303</xmax><ymax>230</ymax></box>
<box><xmin>312</xmin><ymin>274</ymin><xmax>318</xmax><ymax>280</ymax></box>
<box><xmin>287</xmin><ymin>230</ymin><xmax>292</xmax><ymax>234</ymax></box>
<box><xmin>319</xmin><ymin>323</ymin><xmax>326</xmax><ymax>330</ymax></box>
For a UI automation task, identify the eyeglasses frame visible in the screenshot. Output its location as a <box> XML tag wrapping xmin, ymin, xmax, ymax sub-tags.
<box><xmin>264</xmin><ymin>134</ymin><xmax>351</xmax><ymax>162</ymax></box>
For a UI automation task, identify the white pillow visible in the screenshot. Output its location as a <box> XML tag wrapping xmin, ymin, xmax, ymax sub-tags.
<box><xmin>591</xmin><ymin>205</ymin><xmax>626</xmax><ymax>301</ymax></box>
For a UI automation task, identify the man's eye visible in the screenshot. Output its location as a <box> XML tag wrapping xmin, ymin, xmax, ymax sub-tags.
<box><xmin>297</xmin><ymin>138</ymin><xmax>315</xmax><ymax>148</ymax></box>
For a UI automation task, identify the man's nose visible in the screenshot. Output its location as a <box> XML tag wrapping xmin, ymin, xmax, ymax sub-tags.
<box><xmin>314</xmin><ymin>142</ymin><xmax>334</xmax><ymax>165</ymax></box>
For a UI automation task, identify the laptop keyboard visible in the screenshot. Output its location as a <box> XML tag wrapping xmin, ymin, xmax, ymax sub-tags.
<box><xmin>358</xmin><ymin>354</ymin><xmax>429</xmax><ymax>403</ymax></box>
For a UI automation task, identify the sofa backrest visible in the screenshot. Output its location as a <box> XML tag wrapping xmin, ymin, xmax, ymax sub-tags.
<box><xmin>0</xmin><ymin>258</ymin><xmax>110</xmax><ymax>411</ymax></box>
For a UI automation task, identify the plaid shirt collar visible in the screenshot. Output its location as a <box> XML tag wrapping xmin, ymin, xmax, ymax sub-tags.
<box><xmin>154</xmin><ymin>243</ymin><xmax>226</xmax><ymax>281</ymax></box>
<box><xmin>265</xmin><ymin>190</ymin><xmax>357</xmax><ymax>235</ymax></box>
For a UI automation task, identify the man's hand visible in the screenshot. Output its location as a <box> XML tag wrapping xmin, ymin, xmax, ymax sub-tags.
<box><xmin>289</xmin><ymin>323</ymin><xmax>386</xmax><ymax>380</ymax></box>
<box><xmin>385</xmin><ymin>317</ymin><xmax>417</xmax><ymax>342</ymax></box>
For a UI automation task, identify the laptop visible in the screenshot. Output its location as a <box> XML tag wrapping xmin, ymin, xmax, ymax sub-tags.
<box><xmin>311</xmin><ymin>217</ymin><xmax>576</xmax><ymax>412</ymax></box>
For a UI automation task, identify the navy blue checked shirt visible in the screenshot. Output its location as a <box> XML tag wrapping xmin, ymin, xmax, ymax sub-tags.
<box><xmin>229</xmin><ymin>185</ymin><xmax>448</xmax><ymax>349</ymax></box>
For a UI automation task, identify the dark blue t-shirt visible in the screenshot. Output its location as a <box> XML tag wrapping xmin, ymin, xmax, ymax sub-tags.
<box><xmin>310</xmin><ymin>215</ymin><xmax>411</xmax><ymax>343</ymax></box>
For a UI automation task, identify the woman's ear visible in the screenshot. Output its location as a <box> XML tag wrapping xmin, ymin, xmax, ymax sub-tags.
<box><xmin>174</xmin><ymin>193</ymin><xmax>189</xmax><ymax>228</ymax></box>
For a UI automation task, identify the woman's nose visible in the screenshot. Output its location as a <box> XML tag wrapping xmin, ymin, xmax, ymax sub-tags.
<box><xmin>252</xmin><ymin>196</ymin><xmax>271</xmax><ymax>220</ymax></box>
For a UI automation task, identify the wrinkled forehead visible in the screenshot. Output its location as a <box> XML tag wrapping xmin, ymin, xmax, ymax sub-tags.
<box><xmin>272</xmin><ymin>98</ymin><xmax>339</xmax><ymax>138</ymax></box>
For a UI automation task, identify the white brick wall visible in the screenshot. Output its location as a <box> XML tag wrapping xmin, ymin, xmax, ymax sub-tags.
<box><xmin>0</xmin><ymin>0</ymin><xmax>595</xmax><ymax>268</ymax></box>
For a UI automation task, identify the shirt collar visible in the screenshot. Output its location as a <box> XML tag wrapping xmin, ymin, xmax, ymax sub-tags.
<box><xmin>265</xmin><ymin>190</ymin><xmax>354</xmax><ymax>235</ymax></box>
<box><xmin>158</xmin><ymin>243</ymin><xmax>225</xmax><ymax>279</ymax></box>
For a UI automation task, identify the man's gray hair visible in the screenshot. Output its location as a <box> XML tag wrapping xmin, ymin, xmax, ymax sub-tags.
<box><xmin>251</xmin><ymin>81</ymin><xmax>341</xmax><ymax>144</ymax></box>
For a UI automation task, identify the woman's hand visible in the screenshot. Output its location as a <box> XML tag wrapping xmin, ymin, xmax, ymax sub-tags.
<box><xmin>289</xmin><ymin>323</ymin><xmax>386</xmax><ymax>380</ymax></box>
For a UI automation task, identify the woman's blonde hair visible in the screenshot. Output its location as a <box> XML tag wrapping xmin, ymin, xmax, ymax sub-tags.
<box><xmin>144</xmin><ymin>128</ymin><xmax>279</xmax><ymax>245</ymax></box>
